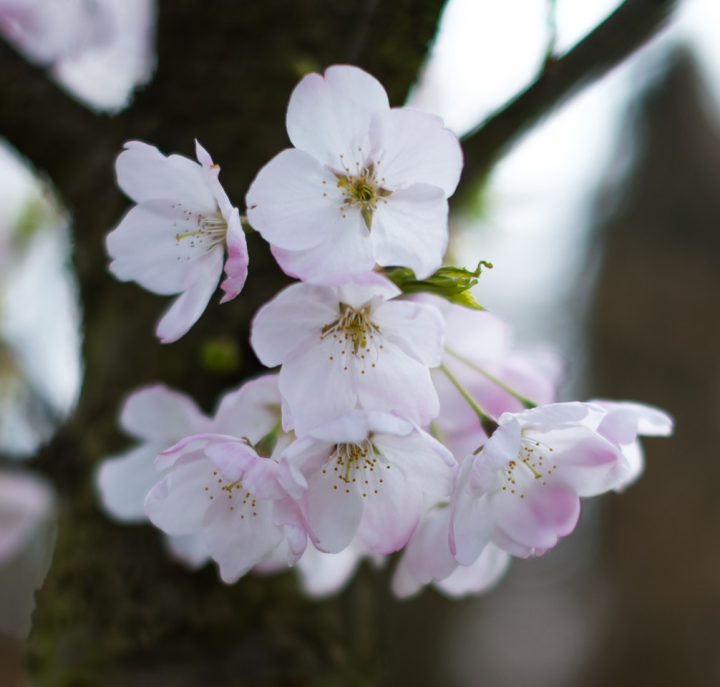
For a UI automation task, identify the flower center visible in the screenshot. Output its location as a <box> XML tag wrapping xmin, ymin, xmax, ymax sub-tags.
<box><xmin>335</xmin><ymin>161</ymin><xmax>392</xmax><ymax>230</ymax></box>
<box><xmin>500</xmin><ymin>433</ymin><xmax>557</xmax><ymax>498</ymax></box>
<box><xmin>320</xmin><ymin>303</ymin><xmax>383</xmax><ymax>373</ymax></box>
<box><xmin>203</xmin><ymin>468</ymin><xmax>260</xmax><ymax>519</ymax></box>
<box><xmin>320</xmin><ymin>440</ymin><xmax>390</xmax><ymax>497</ymax></box>
<box><xmin>174</xmin><ymin>209</ymin><xmax>228</xmax><ymax>253</ymax></box>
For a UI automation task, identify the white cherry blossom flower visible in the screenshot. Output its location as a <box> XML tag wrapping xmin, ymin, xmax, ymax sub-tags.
<box><xmin>96</xmin><ymin>375</ymin><xmax>283</xmax><ymax>570</ymax></box>
<box><xmin>107</xmin><ymin>140</ymin><xmax>248</xmax><ymax>342</ymax></box>
<box><xmin>590</xmin><ymin>399</ymin><xmax>674</xmax><ymax>490</ymax></box>
<box><xmin>278</xmin><ymin>410</ymin><xmax>457</xmax><ymax>556</ymax></box>
<box><xmin>392</xmin><ymin>503</ymin><xmax>510</xmax><ymax>599</ymax></box>
<box><xmin>450</xmin><ymin>402</ymin><xmax>626</xmax><ymax>565</ymax></box>
<box><xmin>245</xmin><ymin>65</ymin><xmax>463</xmax><ymax>282</ymax></box>
<box><xmin>250</xmin><ymin>273</ymin><xmax>445</xmax><ymax>436</ymax></box>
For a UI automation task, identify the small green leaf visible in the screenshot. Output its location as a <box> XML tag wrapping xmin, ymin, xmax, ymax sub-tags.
<box><xmin>384</xmin><ymin>261</ymin><xmax>493</xmax><ymax>310</ymax></box>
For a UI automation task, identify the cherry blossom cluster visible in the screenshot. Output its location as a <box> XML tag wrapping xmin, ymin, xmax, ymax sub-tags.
<box><xmin>98</xmin><ymin>65</ymin><xmax>673</xmax><ymax>598</ymax></box>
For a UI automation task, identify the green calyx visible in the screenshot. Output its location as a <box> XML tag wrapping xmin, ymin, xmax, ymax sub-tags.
<box><xmin>384</xmin><ymin>261</ymin><xmax>493</xmax><ymax>310</ymax></box>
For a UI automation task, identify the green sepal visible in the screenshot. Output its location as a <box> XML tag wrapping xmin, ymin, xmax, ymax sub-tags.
<box><xmin>384</xmin><ymin>261</ymin><xmax>493</xmax><ymax>310</ymax></box>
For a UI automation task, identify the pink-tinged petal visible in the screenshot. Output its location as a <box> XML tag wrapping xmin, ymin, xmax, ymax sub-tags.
<box><xmin>246</xmin><ymin>149</ymin><xmax>340</xmax><ymax>250</ymax></box>
<box><xmin>194</xmin><ymin>139</ymin><xmax>213</xmax><ymax>167</ymax></box>
<box><xmin>203</xmin><ymin>497</ymin><xmax>283</xmax><ymax>583</ymax></box>
<box><xmin>204</xmin><ymin>441</ymin><xmax>285</xmax><ymax>500</ymax></box>
<box><xmin>302</xmin><ymin>466</ymin><xmax>364</xmax><ymax>553</ymax></box>
<box><xmin>595</xmin><ymin>406</ymin><xmax>640</xmax><ymax>447</ymax></box>
<box><xmin>280</xmin><ymin>337</ymin><xmax>359</xmax><ymax>437</ymax></box>
<box><xmin>116</xmin><ymin>141</ymin><xmax>215</xmax><ymax>207</ymax></box>
<box><xmin>371</xmin><ymin>184</ymin><xmax>448</xmax><ymax>279</ymax></box>
<box><xmin>391</xmin><ymin>506</ymin><xmax>458</xmax><ymax>599</ymax></box>
<box><xmin>493</xmin><ymin>484</ymin><xmax>580</xmax><ymax>555</ymax></box>
<box><xmin>120</xmin><ymin>385</ymin><xmax>210</xmax><ymax>442</ymax></box>
<box><xmin>477</xmin><ymin>420</ymin><xmax>522</xmax><ymax>479</ymax></box>
<box><xmin>270</xmin><ymin>210</ymin><xmax>375</xmax><ymax>283</ymax></box>
<box><xmin>373</xmin><ymin>429</ymin><xmax>456</xmax><ymax>499</ymax></box>
<box><xmin>592</xmin><ymin>400</ymin><xmax>674</xmax><ymax>438</ymax></box>
<box><xmin>219</xmin><ymin>208</ymin><xmax>248</xmax><ymax>303</ymax></box>
<box><xmin>613</xmin><ymin>440</ymin><xmax>645</xmax><ymax>490</ymax></box>
<box><xmin>505</xmin><ymin>401</ymin><xmax>598</xmax><ymax>429</ymax></box>
<box><xmin>156</xmin><ymin>433</ymin><xmax>238</xmax><ymax>471</ymax></box>
<box><xmin>356</xmin><ymin>341</ymin><xmax>439</xmax><ymax>427</ymax></box>
<box><xmin>307</xmin><ymin>411</ymin><xmax>373</xmax><ymax>445</ymax></box>
<box><xmin>250</xmin><ymin>282</ymin><xmax>339</xmax><ymax>367</ymax></box>
<box><xmin>212</xmin><ymin>375</ymin><xmax>281</xmax><ymax>440</ymax></box>
<box><xmin>95</xmin><ymin>445</ymin><xmax>163</xmax><ymax>522</ymax></box>
<box><xmin>435</xmin><ymin>543</ymin><xmax>510</xmax><ymax>598</ymax></box>
<box><xmin>490</xmin><ymin>528</ymin><xmax>534</xmax><ymax>558</ymax></box>
<box><xmin>107</xmin><ymin>200</ymin><xmax>221</xmax><ymax>295</ymax></box>
<box><xmin>334</xmin><ymin>273</ymin><xmax>400</xmax><ymax>306</ymax></box>
<box><xmin>356</xmin><ymin>465</ymin><xmax>423</xmax><ymax>554</ymax></box>
<box><xmin>155</xmin><ymin>248</ymin><xmax>224</xmax><ymax>343</ymax></box>
<box><xmin>286</xmin><ymin>65</ymin><xmax>389</xmax><ymax>169</ymax></box>
<box><xmin>296</xmin><ymin>543</ymin><xmax>368</xmax><ymax>598</ymax></box>
<box><xmin>538</xmin><ymin>427</ymin><xmax>623</xmax><ymax>497</ymax></box>
<box><xmin>369</xmin><ymin>108</ymin><xmax>463</xmax><ymax>195</ymax></box>
<box><xmin>273</xmin><ymin>497</ymin><xmax>308</xmax><ymax>565</ymax></box>
<box><xmin>162</xmin><ymin>533</ymin><xmax>209</xmax><ymax>569</ymax></box>
<box><xmin>145</xmin><ymin>453</ymin><xmax>213</xmax><ymax>535</ymax></box>
<box><xmin>372</xmin><ymin>299</ymin><xmax>445</xmax><ymax>366</ymax></box>
<box><xmin>450</xmin><ymin>459</ymin><xmax>497</xmax><ymax>566</ymax></box>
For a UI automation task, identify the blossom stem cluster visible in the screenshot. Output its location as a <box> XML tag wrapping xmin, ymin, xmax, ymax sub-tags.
<box><xmin>98</xmin><ymin>64</ymin><xmax>674</xmax><ymax>599</ymax></box>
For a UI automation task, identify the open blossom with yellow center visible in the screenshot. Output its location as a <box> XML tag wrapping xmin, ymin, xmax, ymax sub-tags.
<box><xmin>250</xmin><ymin>272</ymin><xmax>445</xmax><ymax>436</ymax></box>
<box><xmin>279</xmin><ymin>410</ymin><xmax>456</xmax><ymax>555</ymax></box>
<box><xmin>107</xmin><ymin>140</ymin><xmax>248</xmax><ymax>343</ymax></box>
<box><xmin>245</xmin><ymin>65</ymin><xmax>463</xmax><ymax>282</ymax></box>
<box><xmin>450</xmin><ymin>402</ymin><xmax>629</xmax><ymax>564</ymax></box>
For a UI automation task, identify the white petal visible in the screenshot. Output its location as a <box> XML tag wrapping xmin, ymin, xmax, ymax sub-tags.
<box><xmin>371</xmin><ymin>184</ymin><xmax>448</xmax><ymax>279</ymax></box>
<box><xmin>107</xmin><ymin>200</ymin><xmax>223</xmax><ymax>295</ymax></box>
<box><xmin>155</xmin><ymin>248</ymin><xmax>224</xmax><ymax>343</ymax></box>
<box><xmin>372</xmin><ymin>299</ymin><xmax>445</xmax><ymax>366</ymax></box>
<box><xmin>369</xmin><ymin>108</ymin><xmax>463</xmax><ymax>195</ymax></box>
<box><xmin>435</xmin><ymin>543</ymin><xmax>510</xmax><ymax>597</ymax></box>
<box><xmin>204</xmin><ymin>497</ymin><xmax>284</xmax><ymax>583</ymax></box>
<box><xmin>373</xmin><ymin>429</ymin><xmax>456</xmax><ymax>498</ymax></box>
<box><xmin>279</xmin><ymin>337</ymin><xmax>359</xmax><ymax>436</ymax></box>
<box><xmin>162</xmin><ymin>533</ymin><xmax>210</xmax><ymax>569</ymax></box>
<box><xmin>270</xmin><ymin>209</ymin><xmax>375</xmax><ymax>282</ymax></box>
<box><xmin>116</xmin><ymin>141</ymin><xmax>215</xmax><ymax>207</ymax></box>
<box><xmin>95</xmin><ymin>445</ymin><xmax>163</xmax><ymax>522</ymax></box>
<box><xmin>120</xmin><ymin>385</ymin><xmax>210</xmax><ymax>442</ymax></box>
<box><xmin>250</xmin><ymin>282</ymin><xmax>339</xmax><ymax>367</ymax></box>
<box><xmin>356</xmin><ymin>341</ymin><xmax>439</xmax><ymax>427</ymax></box>
<box><xmin>211</xmin><ymin>375</ymin><xmax>281</xmax><ymax>440</ymax></box>
<box><xmin>356</xmin><ymin>463</ymin><xmax>423</xmax><ymax>554</ymax></box>
<box><xmin>302</xmin><ymin>466</ymin><xmax>364</xmax><ymax>553</ymax></box>
<box><xmin>219</xmin><ymin>208</ymin><xmax>249</xmax><ymax>303</ymax></box>
<box><xmin>246</xmin><ymin>149</ymin><xmax>341</xmax><ymax>250</ymax></box>
<box><xmin>286</xmin><ymin>65</ymin><xmax>389</xmax><ymax>169</ymax></box>
<box><xmin>144</xmin><ymin>453</ymin><xmax>212</xmax><ymax>535</ymax></box>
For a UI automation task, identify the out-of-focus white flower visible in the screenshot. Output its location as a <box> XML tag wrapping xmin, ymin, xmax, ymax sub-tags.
<box><xmin>392</xmin><ymin>503</ymin><xmax>510</xmax><ymax>599</ymax></box>
<box><xmin>250</xmin><ymin>273</ymin><xmax>445</xmax><ymax>436</ymax></box>
<box><xmin>246</xmin><ymin>65</ymin><xmax>463</xmax><ymax>282</ymax></box>
<box><xmin>0</xmin><ymin>470</ymin><xmax>56</xmax><ymax>639</ymax></box>
<box><xmin>95</xmin><ymin>375</ymin><xmax>283</xmax><ymax>569</ymax></box>
<box><xmin>107</xmin><ymin>140</ymin><xmax>248</xmax><ymax>343</ymax></box>
<box><xmin>279</xmin><ymin>410</ymin><xmax>456</xmax><ymax>555</ymax></box>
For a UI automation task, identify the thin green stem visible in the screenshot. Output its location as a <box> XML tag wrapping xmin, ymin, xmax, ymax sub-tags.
<box><xmin>439</xmin><ymin>364</ymin><xmax>498</xmax><ymax>437</ymax></box>
<box><xmin>445</xmin><ymin>348</ymin><xmax>537</xmax><ymax>410</ymax></box>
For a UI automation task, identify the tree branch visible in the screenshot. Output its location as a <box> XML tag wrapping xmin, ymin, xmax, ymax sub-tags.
<box><xmin>455</xmin><ymin>0</ymin><xmax>681</xmax><ymax>206</ymax></box>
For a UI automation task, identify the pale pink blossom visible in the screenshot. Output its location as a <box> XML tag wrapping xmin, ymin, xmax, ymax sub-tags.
<box><xmin>590</xmin><ymin>399</ymin><xmax>674</xmax><ymax>490</ymax></box>
<box><xmin>250</xmin><ymin>273</ymin><xmax>445</xmax><ymax>436</ymax></box>
<box><xmin>96</xmin><ymin>376</ymin><xmax>283</xmax><ymax>570</ymax></box>
<box><xmin>392</xmin><ymin>503</ymin><xmax>510</xmax><ymax>599</ymax></box>
<box><xmin>107</xmin><ymin>140</ymin><xmax>248</xmax><ymax>342</ymax></box>
<box><xmin>0</xmin><ymin>470</ymin><xmax>56</xmax><ymax>639</ymax></box>
<box><xmin>450</xmin><ymin>402</ymin><xmax>625</xmax><ymax>564</ymax></box>
<box><xmin>278</xmin><ymin>410</ymin><xmax>457</xmax><ymax>555</ymax></box>
<box><xmin>428</xmin><ymin>298</ymin><xmax>563</xmax><ymax>457</ymax></box>
<box><xmin>245</xmin><ymin>65</ymin><xmax>463</xmax><ymax>282</ymax></box>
